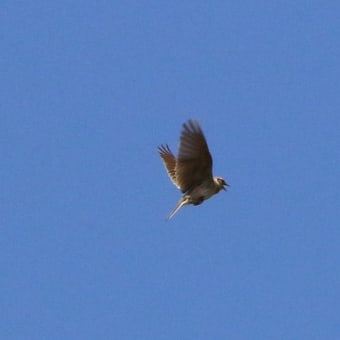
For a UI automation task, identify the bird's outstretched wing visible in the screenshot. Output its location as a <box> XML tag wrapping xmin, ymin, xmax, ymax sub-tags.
<box><xmin>176</xmin><ymin>120</ymin><xmax>213</xmax><ymax>193</ymax></box>
<box><xmin>158</xmin><ymin>144</ymin><xmax>180</xmax><ymax>189</ymax></box>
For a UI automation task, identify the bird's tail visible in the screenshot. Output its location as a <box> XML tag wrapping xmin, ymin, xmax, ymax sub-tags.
<box><xmin>167</xmin><ymin>197</ymin><xmax>189</xmax><ymax>220</ymax></box>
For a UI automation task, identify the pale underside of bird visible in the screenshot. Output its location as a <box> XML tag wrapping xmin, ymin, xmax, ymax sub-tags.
<box><xmin>158</xmin><ymin>119</ymin><xmax>229</xmax><ymax>219</ymax></box>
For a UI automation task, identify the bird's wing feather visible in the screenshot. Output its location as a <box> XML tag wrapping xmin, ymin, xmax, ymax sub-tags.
<box><xmin>158</xmin><ymin>144</ymin><xmax>180</xmax><ymax>188</ymax></box>
<box><xmin>176</xmin><ymin>120</ymin><xmax>213</xmax><ymax>193</ymax></box>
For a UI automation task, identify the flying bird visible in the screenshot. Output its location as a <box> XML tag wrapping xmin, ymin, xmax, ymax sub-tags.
<box><xmin>158</xmin><ymin>119</ymin><xmax>229</xmax><ymax>219</ymax></box>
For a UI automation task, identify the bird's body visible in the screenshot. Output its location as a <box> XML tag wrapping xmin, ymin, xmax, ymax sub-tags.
<box><xmin>158</xmin><ymin>120</ymin><xmax>228</xmax><ymax>219</ymax></box>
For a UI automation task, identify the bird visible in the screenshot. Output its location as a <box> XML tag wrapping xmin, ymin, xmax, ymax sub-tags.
<box><xmin>158</xmin><ymin>119</ymin><xmax>229</xmax><ymax>219</ymax></box>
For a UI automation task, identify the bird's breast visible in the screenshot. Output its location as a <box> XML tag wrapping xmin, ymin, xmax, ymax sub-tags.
<box><xmin>187</xmin><ymin>180</ymin><xmax>219</xmax><ymax>202</ymax></box>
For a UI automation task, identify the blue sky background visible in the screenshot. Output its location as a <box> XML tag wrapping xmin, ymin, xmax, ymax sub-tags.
<box><xmin>2</xmin><ymin>1</ymin><xmax>340</xmax><ymax>339</ymax></box>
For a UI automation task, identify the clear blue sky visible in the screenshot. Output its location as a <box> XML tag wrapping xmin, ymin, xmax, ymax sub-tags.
<box><xmin>2</xmin><ymin>1</ymin><xmax>340</xmax><ymax>339</ymax></box>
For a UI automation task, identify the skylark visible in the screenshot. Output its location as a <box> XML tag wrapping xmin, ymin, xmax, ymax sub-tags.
<box><xmin>158</xmin><ymin>119</ymin><xmax>229</xmax><ymax>219</ymax></box>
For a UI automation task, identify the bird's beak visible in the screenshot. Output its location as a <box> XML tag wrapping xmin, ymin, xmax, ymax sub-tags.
<box><xmin>223</xmin><ymin>182</ymin><xmax>230</xmax><ymax>191</ymax></box>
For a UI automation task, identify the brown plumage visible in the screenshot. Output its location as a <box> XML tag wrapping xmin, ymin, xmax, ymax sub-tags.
<box><xmin>158</xmin><ymin>119</ymin><xmax>229</xmax><ymax>219</ymax></box>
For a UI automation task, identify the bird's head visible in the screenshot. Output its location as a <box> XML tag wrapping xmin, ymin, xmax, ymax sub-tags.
<box><xmin>215</xmin><ymin>176</ymin><xmax>229</xmax><ymax>191</ymax></box>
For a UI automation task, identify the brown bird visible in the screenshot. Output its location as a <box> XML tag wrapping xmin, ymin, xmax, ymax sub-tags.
<box><xmin>158</xmin><ymin>119</ymin><xmax>229</xmax><ymax>219</ymax></box>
